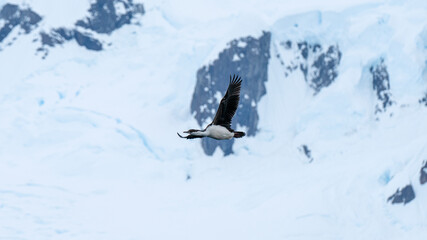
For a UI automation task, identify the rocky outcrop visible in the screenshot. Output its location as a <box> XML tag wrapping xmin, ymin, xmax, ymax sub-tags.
<box><xmin>420</xmin><ymin>161</ymin><xmax>427</xmax><ymax>185</ymax></box>
<box><xmin>191</xmin><ymin>32</ymin><xmax>271</xmax><ymax>155</ymax></box>
<box><xmin>299</xmin><ymin>145</ymin><xmax>314</xmax><ymax>163</ymax></box>
<box><xmin>38</xmin><ymin>0</ymin><xmax>144</xmax><ymax>57</ymax></box>
<box><xmin>370</xmin><ymin>58</ymin><xmax>394</xmax><ymax>114</ymax></box>
<box><xmin>419</xmin><ymin>93</ymin><xmax>427</xmax><ymax>106</ymax></box>
<box><xmin>76</xmin><ymin>0</ymin><xmax>144</xmax><ymax>34</ymax></box>
<box><xmin>387</xmin><ymin>184</ymin><xmax>415</xmax><ymax>205</ymax></box>
<box><xmin>0</xmin><ymin>4</ymin><xmax>41</xmax><ymax>44</ymax></box>
<box><xmin>40</xmin><ymin>28</ymin><xmax>102</xmax><ymax>52</ymax></box>
<box><xmin>276</xmin><ymin>40</ymin><xmax>342</xmax><ymax>95</ymax></box>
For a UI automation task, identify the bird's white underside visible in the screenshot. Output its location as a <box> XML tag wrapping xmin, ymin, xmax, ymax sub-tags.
<box><xmin>206</xmin><ymin>125</ymin><xmax>234</xmax><ymax>140</ymax></box>
<box><xmin>189</xmin><ymin>125</ymin><xmax>234</xmax><ymax>140</ymax></box>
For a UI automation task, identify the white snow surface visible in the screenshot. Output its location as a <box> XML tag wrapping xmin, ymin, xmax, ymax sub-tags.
<box><xmin>1</xmin><ymin>0</ymin><xmax>427</xmax><ymax>239</ymax></box>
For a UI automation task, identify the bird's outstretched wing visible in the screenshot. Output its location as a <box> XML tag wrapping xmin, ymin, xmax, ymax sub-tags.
<box><xmin>211</xmin><ymin>75</ymin><xmax>242</xmax><ymax>130</ymax></box>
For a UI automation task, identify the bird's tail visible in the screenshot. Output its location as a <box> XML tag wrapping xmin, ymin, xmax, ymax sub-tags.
<box><xmin>234</xmin><ymin>131</ymin><xmax>246</xmax><ymax>138</ymax></box>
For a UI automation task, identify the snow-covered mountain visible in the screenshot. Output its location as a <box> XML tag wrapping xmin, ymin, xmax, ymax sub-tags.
<box><xmin>1</xmin><ymin>0</ymin><xmax>427</xmax><ymax>239</ymax></box>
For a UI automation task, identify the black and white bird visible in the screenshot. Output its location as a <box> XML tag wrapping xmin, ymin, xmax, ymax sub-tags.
<box><xmin>178</xmin><ymin>75</ymin><xmax>246</xmax><ymax>140</ymax></box>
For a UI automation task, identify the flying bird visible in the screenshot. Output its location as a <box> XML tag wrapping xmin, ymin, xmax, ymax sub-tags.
<box><xmin>178</xmin><ymin>75</ymin><xmax>246</xmax><ymax>140</ymax></box>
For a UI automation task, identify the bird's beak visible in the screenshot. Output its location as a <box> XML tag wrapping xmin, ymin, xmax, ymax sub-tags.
<box><xmin>177</xmin><ymin>132</ymin><xmax>187</xmax><ymax>138</ymax></box>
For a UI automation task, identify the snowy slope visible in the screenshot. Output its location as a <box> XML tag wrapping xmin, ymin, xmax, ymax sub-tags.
<box><xmin>1</xmin><ymin>0</ymin><xmax>427</xmax><ymax>239</ymax></box>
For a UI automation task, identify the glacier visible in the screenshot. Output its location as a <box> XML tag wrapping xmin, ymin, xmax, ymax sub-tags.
<box><xmin>1</xmin><ymin>0</ymin><xmax>427</xmax><ymax>239</ymax></box>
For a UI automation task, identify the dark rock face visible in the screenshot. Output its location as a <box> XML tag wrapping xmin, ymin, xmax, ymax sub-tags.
<box><xmin>191</xmin><ymin>32</ymin><xmax>271</xmax><ymax>156</ymax></box>
<box><xmin>387</xmin><ymin>184</ymin><xmax>415</xmax><ymax>205</ymax></box>
<box><xmin>39</xmin><ymin>0</ymin><xmax>144</xmax><ymax>57</ymax></box>
<box><xmin>299</xmin><ymin>145</ymin><xmax>313</xmax><ymax>163</ymax></box>
<box><xmin>40</xmin><ymin>28</ymin><xmax>102</xmax><ymax>52</ymax></box>
<box><xmin>276</xmin><ymin>40</ymin><xmax>342</xmax><ymax>94</ymax></box>
<box><xmin>370</xmin><ymin>58</ymin><xmax>394</xmax><ymax>114</ymax></box>
<box><xmin>76</xmin><ymin>0</ymin><xmax>144</xmax><ymax>34</ymax></box>
<box><xmin>0</xmin><ymin>4</ymin><xmax>41</xmax><ymax>43</ymax></box>
<box><xmin>420</xmin><ymin>161</ymin><xmax>427</xmax><ymax>185</ymax></box>
<box><xmin>74</xmin><ymin>31</ymin><xmax>103</xmax><ymax>50</ymax></box>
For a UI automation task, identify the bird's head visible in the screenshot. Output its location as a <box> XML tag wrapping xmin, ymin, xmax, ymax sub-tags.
<box><xmin>184</xmin><ymin>129</ymin><xmax>200</xmax><ymax>133</ymax></box>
